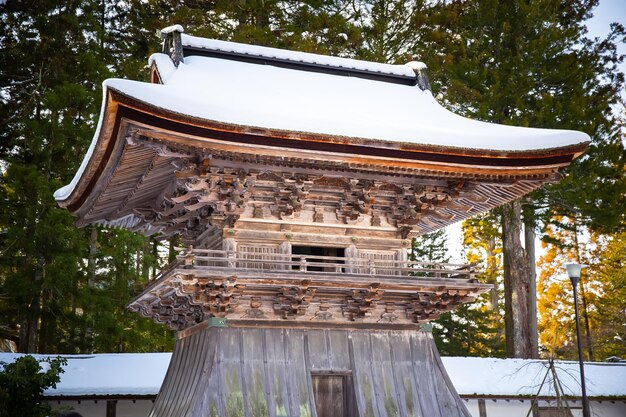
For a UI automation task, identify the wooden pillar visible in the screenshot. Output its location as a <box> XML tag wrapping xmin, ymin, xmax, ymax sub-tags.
<box><xmin>478</xmin><ymin>398</ymin><xmax>487</xmax><ymax>417</ymax></box>
<box><xmin>397</xmin><ymin>248</ymin><xmax>408</xmax><ymax>276</ymax></box>
<box><xmin>279</xmin><ymin>241</ymin><xmax>292</xmax><ymax>270</ymax></box>
<box><xmin>106</xmin><ymin>400</ymin><xmax>117</xmax><ymax>417</ymax></box>
<box><xmin>345</xmin><ymin>244</ymin><xmax>358</xmax><ymax>274</ymax></box>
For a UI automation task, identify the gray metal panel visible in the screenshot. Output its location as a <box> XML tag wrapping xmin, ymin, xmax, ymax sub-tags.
<box><xmin>307</xmin><ymin>329</ymin><xmax>330</xmax><ymax>371</ymax></box>
<box><xmin>219</xmin><ymin>327</ymin><xmax>247</xmax><ymax>417</ymax></box>
<box><xmin>150</xmin><ymin>325</ymin><xmax>471</xmax><ymax>417</ymax></box>
<box><xmin>242</xmin><ymin>328</ymin><xmax>270</xmax><ymax>417</ymax></box>
<box><xmin>189</xmin><ymin>329</ymin><xmax>219</xmax><ymax>417</ymax></box>
<box><xmin>388</xmin><ymin>332</ymin><xmax>423</xmax><ymax>417</ymax></box>
<box><xmin>350</xmin><ymin>331</ymin><xmax>379</xmax><ymax>417</ymax></box>
<box><xmin>265</xmin><ymin>328</ymin><xmax>291</xmax><ymax>417</ymax></box>
<box><xmin>178</xmin><ymin>331</ymin><xmax>211</xmax><ymax>416</ymax></box>
<box><xmin>410</xmin><ymin>332</ymin><xmax>443</xmax><ymax>417</ymax></box>
<box><xmin>328</xmin><ymin>330</ymin><xmax>350</xmax><ymax>371</ymax></box>
<box><xmin>369</xmin><ymin>332</ymin><xmax>400</xmax><ymax>417</ymax></box>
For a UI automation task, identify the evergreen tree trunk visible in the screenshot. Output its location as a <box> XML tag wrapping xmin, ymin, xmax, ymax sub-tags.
<box><xmin>19</xmin><ymin>254</ymin><xmax>45</xmax><ymax>353</ymax></box>
<box><xmin>88</xmin><ymin>227</ymin><xmax>98</xmax><ymax>287</ymax></box>
<box><xmin>524</xmin><ymin>204</ymin><xmax>539</xmax><ymax>359</ymax></box>
<box><xmin>168</xmin><ymin>235</ymin><xmax>180</xmax><ymax>264</ymax></box>
<box><xmin>142</xmin><ymin>236</ymin><xmax>150</xmax><ymax>281</ymax></box>
<box><xmin>18</xmin><ymin>315</ymin><xmax>30</xmax><ymax>353</ymax></box>
<box><xmin>502</xmin><ymin>200</ymin><xmax>532</xmax><ymax>358</ymax></box>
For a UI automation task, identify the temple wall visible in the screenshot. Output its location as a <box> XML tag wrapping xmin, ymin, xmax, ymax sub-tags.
<box><xmin>46</xmin><ymin>397</ymin><xmax>626</xmax><ymax>417</ymax></box>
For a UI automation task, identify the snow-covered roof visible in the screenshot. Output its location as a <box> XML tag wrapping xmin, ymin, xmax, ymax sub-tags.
<box><xmin>180</xmin><ymin>34</ymin><xmax>417</xmax><ymax>79</ymax></box>
<box><xmin>0</xmin><ymin>353</ymin><xmax>170</xmax><ymax>397</ymax></box>
<box><xmin>131</xmin><ymin>53</ymin><xmax>589</xmax><ymax>152</ymax></box>
<box><xmin>444</xmin><ymin>356</ymin><xmax>626</xmax><ymax>398</ymax></box>
<box><xmin>145</xmin><ymin>50</ymin><xmax>589</xmax><ymax>153</ymax></box>
<box><xmin>54</xmin><ymin>28</ymin><xmax>589</xmax><ymax>204</ymax></box>
<box><xmin>1</xmin><ymin>353</ymin><xmax>623</xmax><ymax>398</ymax></box>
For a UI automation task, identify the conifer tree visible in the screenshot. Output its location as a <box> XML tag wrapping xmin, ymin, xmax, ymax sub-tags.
<box><xmin>422</xmin><ymin>0</ymin><xmax>625</xmax><ymax>358</ymax></box>
<box><xmin>0</xmin><ymin>1</ymin><xmax>365</xmax><ymax>353</ymax></box>
<box><xmin>0</xmin><ymin>1</ymin><xmax>110</xmax><ymax>352</ymax></box>
<box><xmin>590</xmin><ymin>231</ymin><xmax>626</xmax><ymax>360</ymax></box>
<box><xmin>0</xmin><ymin>1</ymin><xmax>173</xmax><ymax>353</ymax></box>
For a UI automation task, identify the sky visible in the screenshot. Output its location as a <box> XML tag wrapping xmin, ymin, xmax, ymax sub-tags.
<box><xmin>586</xmin><ymin>0</ymin><xmax>626</xmax><ymax>76</ymax></box>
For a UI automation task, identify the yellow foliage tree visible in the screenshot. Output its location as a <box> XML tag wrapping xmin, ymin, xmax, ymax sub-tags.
<box><xmin>538</xmin><ymin>216</ymin><xmax>608</xmax><ymax>360</ymax></box>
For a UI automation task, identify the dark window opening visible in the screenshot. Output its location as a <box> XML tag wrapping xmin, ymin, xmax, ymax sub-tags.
<box><xmin>292</xmin><ymin>246</ymin><xmax>345</xmax><ymax>272</ymax></box>
<box><xmin>311</xmin><ymin>373</ymin><xmax>356</xmax><ymax>417</ymax></box>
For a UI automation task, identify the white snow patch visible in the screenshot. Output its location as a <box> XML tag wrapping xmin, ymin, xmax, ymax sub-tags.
<box><xmin>406</xmin><ymin>61</ymin><xmax>427</xmax><ymax>71</ymax></box>
<box><xmin>160</xmin><ymin>24</ymin><xmax>184</xmax><ymax>34</ymax></box>
<box><xmin>148</xmin><ymin>53</ymin><xmax>177</xmax><ymax>83</ymax></box>
<box><xmin>444</xmin><ymin>356</ymin><xmax>626</xmax><ymax>398</ymax></box>
<box><xmin>181</xmin><ymin>34</ymin><xmax>416</xmax><ymax>78</ymax></box>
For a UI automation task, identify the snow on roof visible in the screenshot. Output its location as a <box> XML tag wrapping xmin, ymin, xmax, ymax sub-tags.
<box><xmin>444</xmin><ymin>356</ymin><xmax>626</xmax><ymax>398</ymax></box>
<box><xmin>161</xmin><ymin>24</ymin><xmax>184</xmax><ymax>35</ymax></box>
<box><xmin>1</xmin><ymin>353</ymin><xmax>623</xmax><ymax>398</ymax></box>
<box><xmin>0</xmin><ymin>353</ymin><xmax>170</xmax><ymax>397</ymax></box>
<box><xmin>180</xmin><ymin>34</ymin><xmax>417</xmax><ymax>79</ymax></box>
<box><xmin>140</xmin><ymin>52</ymin><xmax>588</xmax><ymax>152</ymax></box>
<box><xmin>54</xmin><ymin>38</ymin><xmax>590</xmax><ymax>202</ymax></box>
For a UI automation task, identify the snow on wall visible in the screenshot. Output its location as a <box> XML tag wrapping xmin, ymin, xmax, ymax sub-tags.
<box><xmin>1</xmin><ymin>353</ymin><xmax>623</xmax><ymax>398</ymax></box>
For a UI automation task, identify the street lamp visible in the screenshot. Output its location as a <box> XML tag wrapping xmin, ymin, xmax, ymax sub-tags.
<box><xmin>564</xmin><ymin>263</ymin><xmax>591</xmax><ymax>417</ymax></box>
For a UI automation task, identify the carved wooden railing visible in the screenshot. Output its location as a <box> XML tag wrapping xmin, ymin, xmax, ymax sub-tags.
<box><xmin>171</xmin><ymin>247</ymin><xmax>478</xmax><ymax>282</ymax></box>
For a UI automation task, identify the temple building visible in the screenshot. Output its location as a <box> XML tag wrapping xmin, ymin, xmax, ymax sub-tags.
<box><xmin>55</xmin><ymin>25</ymin><xmax>589</xmax><ymax>417</ymax></box>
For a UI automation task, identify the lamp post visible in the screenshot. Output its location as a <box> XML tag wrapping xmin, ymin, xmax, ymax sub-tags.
<box><xmin>565</xmin><ymin>263</ymin><xmax>591</xmax><ymax>417</ymax></box>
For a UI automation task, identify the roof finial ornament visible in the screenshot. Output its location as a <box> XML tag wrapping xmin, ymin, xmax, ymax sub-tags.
<box><xmin>406</xmin><ymin>59</ymin><xmax>431</xmax><ymax>92</ymax></box>
<box><xmin>160</xmin><ymin>25</ymin><xmax>184</xmax><ymax>67</ymax></box>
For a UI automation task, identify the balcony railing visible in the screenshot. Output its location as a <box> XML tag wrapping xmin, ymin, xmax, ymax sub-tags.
<box><xmin>171</xmin><ymin>247</ymin><xmax>478</xmax><ymax>282</ymax></box>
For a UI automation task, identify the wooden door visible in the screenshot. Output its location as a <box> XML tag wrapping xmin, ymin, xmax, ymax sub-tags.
<box><xmin>311</xmin><ymin>373</ymin><xmax>354</xmax><ymax>417</ymax></box>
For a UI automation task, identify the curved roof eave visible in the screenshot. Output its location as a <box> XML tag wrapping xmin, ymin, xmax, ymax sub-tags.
<box><xmin>54</xmin><ymin>75</ymin><xmax>589</xmax><ymax>209</ymax></box>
